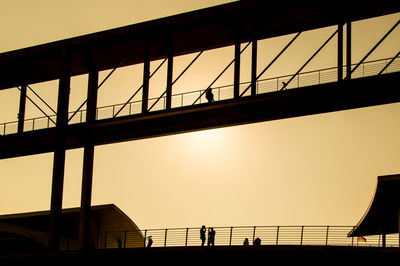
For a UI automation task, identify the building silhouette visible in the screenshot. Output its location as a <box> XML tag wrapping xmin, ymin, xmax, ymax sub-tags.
<box><xmin>0</xmin><ymin>204</ymin><xmax>143</xmax><ymax>254</ymax></box>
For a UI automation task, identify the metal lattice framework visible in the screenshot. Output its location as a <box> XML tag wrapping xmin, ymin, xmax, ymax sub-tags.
<box><xmin>0</xmin><ymin>0</ymin><xmax>399</xmax><ymax>251</ymax></box>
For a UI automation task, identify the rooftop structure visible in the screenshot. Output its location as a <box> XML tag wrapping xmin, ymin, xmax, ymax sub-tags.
<box><xmin>0</xmin><ymin>204</ymin><xmax>143</xmax><ymax>254</ymax></box>
<box><xmin>348</xmin><ymin>174</ymin><xmax>400</xmax><ymax>246</ymax></box>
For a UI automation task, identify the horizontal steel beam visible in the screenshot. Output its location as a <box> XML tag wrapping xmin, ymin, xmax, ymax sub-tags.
<box><xmin>0</xmin><ymin>0</ymin><xmax>399</xmax><ymax>90</ymax></box>
<box><xmin>1</xmin><ymin>72</ymin><xmax>400</xmax><ymax>159</ymax></box>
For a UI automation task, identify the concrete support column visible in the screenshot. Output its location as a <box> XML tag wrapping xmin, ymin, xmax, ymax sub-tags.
<box><xmin>234</xmin><ymin>30</ymin><xmax>241</xmax><ymax>99</ymax></box>
<box><xmin>166</xmin><ymin>40</ymin><xmax>173</xmax><ymax>110</ymax></box>
<box><xmin>79</xmin><ymin>70</ymin><xmax>98</xmax><ymax>250</ymax></box>
<box><xmin>142</xmin><ymin>40</ymin><xmax>150</xmax><ymax>113</ymax></box>
<box><xmin>49</xmin><ymin>49</ymin><xmax>71</xmax><ymax>251</ymax></box>
<box><xmin>346</xmin><ymin>21</ymin><xmax>352</xmax><ymax>79</ymax></box>
<box><xmin>251</xmin><ymin>39</ymin><xmax>257</xmax><ymax>96</ymax></box>
<box><xmin>18</xmin><ymin>84</ymin><xmax>27</xmax><ymax>133</ymax></box>
<box><xmin>338</xmin><ymin>23</ymin><xmax>343</xmax><ymax>82</ymax></box>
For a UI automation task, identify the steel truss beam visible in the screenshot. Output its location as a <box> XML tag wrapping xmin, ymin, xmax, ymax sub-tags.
<box><xmin>0</xmin><ymin>0</ymin><xmax>399</xmax><ymax>91</ymax></box>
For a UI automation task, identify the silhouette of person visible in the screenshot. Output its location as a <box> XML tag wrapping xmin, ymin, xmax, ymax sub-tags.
<box><xmin>208</xmin><ymin>228</ymin><xmax>216</xmax><ymax>246</ymax></box>
<box><xmin>243</xmin><ymin>238</ymin><xmax>249</xmax><ymax>246</ymax></box>
<box><xmin>200</xmin><ymin>225</ymin><xmax>206</xmax><ymax>246</ymax></box>
<box><xmin>254</xmin><ymin>237</ymin><xmax>261</xmax><ymax>246</ymax></box>
<box><xmin>205</xmin><ymin>88</ymin><xmax>214</xmax><ymax>103</ymax></box>
<box><xmin>147</xmin><ymin>236</ymin><xmax>153</xmax><ymax>248</ymax></box>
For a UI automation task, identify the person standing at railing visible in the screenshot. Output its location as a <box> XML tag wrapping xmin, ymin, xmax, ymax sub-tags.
<box><xmin>200</xmin><ymin>225</ymin><xmax>206</xmax><ymax>246</ymax></box>
<box><xmin>147</xmin><ymin>236</ymin><xmax>153</xmax><ymax>248</ymax></box>
<box><xmin>208</xmin><ymin>228</ymin><xmax>215</xmax><ymax>246</ymax></box>
<box><xmin>206</xmin><ymin>88</ymin><xmax>214</xmax><ymax>103</ymax></box>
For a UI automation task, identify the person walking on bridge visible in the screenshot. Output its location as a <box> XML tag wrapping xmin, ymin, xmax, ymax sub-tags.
<box><xmin>205</xmin><ymin>88</ymin><xmax>214</xmax><ymax>103</ymax></box>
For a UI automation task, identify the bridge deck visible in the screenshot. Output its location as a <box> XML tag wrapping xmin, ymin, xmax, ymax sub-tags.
<box><xmin>1</xmin><ymin>245</ymin><xmax>399</xmax><ymax>264</ymax></box>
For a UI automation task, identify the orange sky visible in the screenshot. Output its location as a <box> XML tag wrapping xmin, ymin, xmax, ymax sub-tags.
<box><xmin>0</xmin><ymin>0</ymin><xmax>399</xmax><ymax>230</ymax></box>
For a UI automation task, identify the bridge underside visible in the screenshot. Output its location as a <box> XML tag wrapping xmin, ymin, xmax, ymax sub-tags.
<box><xmin>1</xmin><ymin>72</ymin><xmax>399</xmax><ymax>159</ymax></box>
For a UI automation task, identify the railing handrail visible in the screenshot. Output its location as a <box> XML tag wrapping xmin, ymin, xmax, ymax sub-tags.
<box><xmin>101</xmin><ymin>225</ymin><xmax>400</xmax><ymax>250</ymax></box>
<box><xmin>1</xmin><ymin>56</ymin><xmax>399</xmax><ymax>135</ymax></box>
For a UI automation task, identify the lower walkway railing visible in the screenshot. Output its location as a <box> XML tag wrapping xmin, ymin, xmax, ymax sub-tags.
<box><xmin>102</xmin><ymin>225</ymin><xmax>400</xmax><ymax>249</ymax></box>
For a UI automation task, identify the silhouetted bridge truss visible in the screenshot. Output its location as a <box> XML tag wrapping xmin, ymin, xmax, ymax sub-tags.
<box><xmin>0</xmin><ymin>0</ymin><xmax>399</xmax><ymax>251</ymax></box>
<box><xmin>1</xmin><ymin>57</ymin><xmax>399</xmax><ymax>135</ymax></box>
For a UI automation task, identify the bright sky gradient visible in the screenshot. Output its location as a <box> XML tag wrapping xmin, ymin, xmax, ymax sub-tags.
<box><xmin>0</xmin><ymin>0</ymin><xmax>399</xmax><ymax>231</ymax></box>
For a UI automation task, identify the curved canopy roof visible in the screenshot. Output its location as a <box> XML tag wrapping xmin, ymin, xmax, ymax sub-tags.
<box><xmin>0</xmin><ymin>204</ymin><xmax>143</xmax><ymax>249</ymax></box>
<box><xmin>348</xmin><ymin>174</ymin><xmax>400</xmax><ymax>237</ymax></box>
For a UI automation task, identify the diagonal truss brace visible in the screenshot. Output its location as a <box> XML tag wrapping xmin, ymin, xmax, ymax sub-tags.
<box><xmin>113</xmin><ymin>58</ymin><xmax>168</xmax><ymax>118</ymax></box>
<box><xmin>17</xmin><ymin>86</ymin><xmax>57</xmax><ymax>126</ymax></box>
<box><xmin>193</xmin><ymin>41</ymin><xmax>252</xmax><ymax>105</ymax></box>
<box><xmin>281</xmin><ymin>29</ymin><xmax>338</xmax><ymax>91</ymax></box>
<box><xmin>350</xmin><ymin>18</ymin><xmax>400</xmax><ymax>77</ymax></box>
<box><xmin>148</xmin><ymin>26</ymin><xmax>226</xmax><ymax>112</ymax></box>
<box><xmin>68</xmin><ymin>40</ymin><xmax>141</xmax><ymax>123</ymax></box>
<box><xmin>240</xmin><ymin>32</ymin><xmax>302</xmax><ymax>97</ymax></box>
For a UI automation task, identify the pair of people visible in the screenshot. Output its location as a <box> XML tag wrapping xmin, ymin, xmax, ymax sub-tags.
<box><xmin>243</xmin><ymin>237</ymin><xmax>261</xmax><ymax>246</ymax></box>
<box><xmin>200</xmin><ymin>225</ymin><xmax>216</xmax><ymax>246</ymax></box>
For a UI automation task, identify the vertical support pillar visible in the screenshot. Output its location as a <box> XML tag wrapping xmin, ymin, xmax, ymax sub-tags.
<box><xmin>18</xmin><ymin>84</ymin><xmax>27</xmax><ymax>133</ymax></box>
<box><xmin>346</xmin><ymin>21</ymin><xmax>352</xmax><ymax>79</ymax></box>
<box><xmin>234</xmin><ymin>30</ymin><xmax>241</xmax><ymax>99</ymax></box>
<box><xmin>166</xmin><ymin>39</ymin><xmax>173</xmax><ymax>110</ymax></box>
<box><xmin>79</xmin><ymin>70</ymin><xmax>98</xmax><ymax>250</ymax></box>
<box><xmin>382</xmin><ymin>234</ymin><xmax>386</xmax><ymax>247</ymax></box>
<box><xmin>49</xmin><ymin>49</ymin><xmax>71</xmax><ymax>251</ymax></box>
<box><xmin>251</xmin><ymin>39</ymin><xmax>257</xmax><ymax>96</ymax></box>
<box><xmin>337</xmin><ymin>23</ymin><xmax>343</xmax><ymax>82</ymax></box>
<box><xmin>142</xmin><ymin>39</ymin><xmax>150</xmax><ymax>113</ymax></box>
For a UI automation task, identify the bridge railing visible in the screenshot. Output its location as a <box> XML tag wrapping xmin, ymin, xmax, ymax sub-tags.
<box><xmin>102</xmin><ymin>225</ymin><xmax>400</xmax><ymax>249</ymax></box>
<box><xmin>1</xmin><ymin>57</ymin><xmax>399</xmax><ymax>135</ymax></box>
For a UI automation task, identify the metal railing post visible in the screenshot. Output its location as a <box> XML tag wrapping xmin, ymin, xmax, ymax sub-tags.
<box><xmin>252</xmin><ymin>226</ymin><xmax>256</xmax><ymax>244</ymax></box>
<box><xmin>229</xmin><ymin>227</ymin><xmax>233</xmax><ymax>246</ymax></box>
<box><xmin>300</xmin><ymin>226</ymin><xmax>304</xmax><ymax>246</ymax></box>
<box><xmin>325</xmin><ymin>226</ymin><xmax>329</xmax><ymax>246</ymax></box>
<box><xmin>276</xmin><ymin>226</ymin><xmax>280</xmax><ymax>245</ymax></box>
<box><xmin>297</xmin><ymin>74</ymin><xmax>300</xmax><ymax>88</ymax></box>
<box><xmin>164</xmin><ymin>229</ymin><xmax>168</xmax><ymax>247</ymax></box>
<box><xmin>144</xmin><ymin>230</ymin><xmax>147</xmax><ymax>247</ymax></box>
<box><xmin>185</xmin><ymin>228</ymin><xmax>189</xmax><ymax>247</ymax></box>
<box><xmin>318</xmin><ymin>70</ymin><xmax>321</xmax><ymax>84</ymax></box>
<box><xmin>276</xmin><ymin>77</ymin><xmax>279</xmax><ymax>91</ymax></box>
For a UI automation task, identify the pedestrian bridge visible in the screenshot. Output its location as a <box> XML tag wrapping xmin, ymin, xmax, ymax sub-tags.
<box><xmin>1</xmin><ymin>56</ymin><xmax>399</xmax><ymax>135</ymax></box>
<box><xmin>1</xmin><ymin>0</ymin><xmax>399</xmax><ymax>252</ymax></box>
